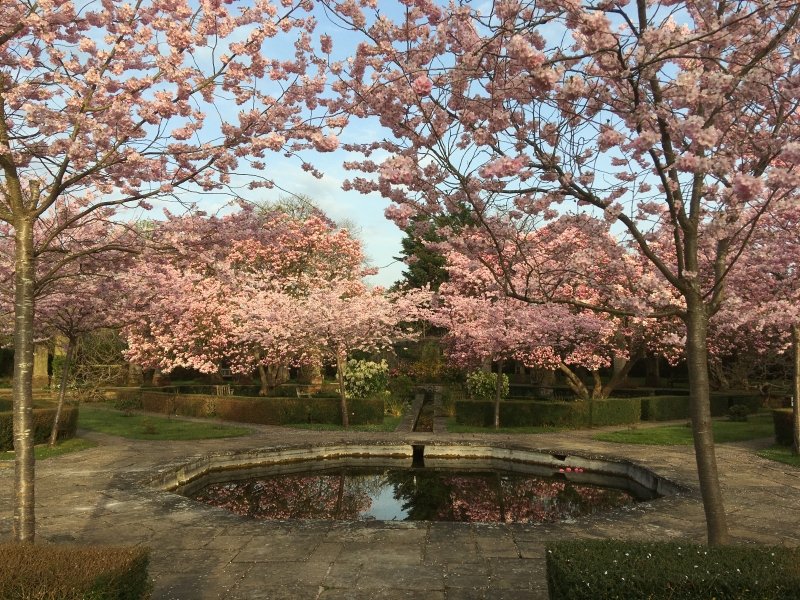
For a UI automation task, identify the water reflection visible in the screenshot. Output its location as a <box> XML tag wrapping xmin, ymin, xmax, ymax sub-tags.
<box><xmin>193</xmin><ymin>468</ymin><xmax>636</xmax><ymax>523</ymax></box>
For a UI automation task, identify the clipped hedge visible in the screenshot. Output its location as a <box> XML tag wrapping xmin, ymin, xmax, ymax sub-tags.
<box><xmin>0</xmin><ymin>406</ymin><xmax>79</xmax><ymax>451</ymax></box>
<box><xmin>773</xmin><ymin>408</ymin><xmax>794</xmax><ymax>446</ymax></box>
<box><xmin>0</xmin><ymin>543</ymin><xmax>151</xmax><ymax>600</ymax></box>
<box><xmin>641</xmin><ymin>396</ymin><xmax>692</xmax><ymax>421</ymax></box>
<box><xmin>546</xmin><ymin>540</ymin><xmax>800</xmax><ymax>600</ymax></box>
<box><xmin>455</xmin><ymin>397</ymin><xmax>641</xmax><ymax>428</ymax></box>
<box><xmin>0</xmin><ymin>399</ymin><xmax>11</xmax><ymax>412</ymax></box>
<box><xmin>141</xmin><ymin>392</ymin><xmax>383</xmax><ymax>426</ymax></box>
<box><xmin>713</xmin><ymin>392</ymin><xmax>764</xmax><ymax>414</ymax></box>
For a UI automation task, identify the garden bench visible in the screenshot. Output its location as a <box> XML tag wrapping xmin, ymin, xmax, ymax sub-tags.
<box><xmin>296</xmin><ymin>388</ymin><xmax>314</xmax><ymax>398</ymax></box>
<box><xmin>214</xmin><ymin>384</ymin><xmax>232</xmax><ymax>396</ymax></box>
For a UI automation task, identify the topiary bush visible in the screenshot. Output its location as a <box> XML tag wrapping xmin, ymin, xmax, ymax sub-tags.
<box><xmin>466</xmin><ymin>370</ymin><xmax>509</xmax><ymax>402</ymax></box>
<box><xmin>0</xmin><ymin>543</ymin><xmax>151</xmax><ymax>600</ymax></box>
<box><xmin>728</xmin><ymin>404</ymin><xmax>749</xmax><ymax>422</ymax></box>
<box><xmin>546</xmin><ymin>540</ymin><xmax>800</xmax><ymax>600</ymax></box>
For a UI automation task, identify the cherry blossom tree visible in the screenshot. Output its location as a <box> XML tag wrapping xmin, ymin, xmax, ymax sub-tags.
<box><xmin>0</xmin><ymin>0</ymin><xmax>344</xmax><ymax>538</ymax></box>
<box><xmin>295</xmin><ymin>281</ymin><xmax>416</xmax><ymax>428</ymax></box>
<box><xmin>328</xmin><ymin>0</ymin><xmax>800</xmax><ymax>545</ymax></box>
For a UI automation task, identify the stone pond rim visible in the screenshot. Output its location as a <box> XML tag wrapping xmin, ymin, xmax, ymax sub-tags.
<box><xmin>147</xmin><ymin>440</ymin><xmax>685</xmax><ymax>503</ymax></box>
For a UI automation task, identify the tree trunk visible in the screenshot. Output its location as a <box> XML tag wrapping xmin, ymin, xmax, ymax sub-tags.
<box><xmin>13</xmin><ymin>218</ymin><xmax>36</xmax><ymax>542</ymax></box>
<box><xmin>49</xmin><ymin>338</ymin><xmax>76</xmax><ymax>447</ymax></box>
<box><xmin>685</xmin><ymin>302</ymin><xmax>729</xmax><ymax>546</ymax></box>
<box><xmin>792</xmin><ymin>324</ymin><xmax>800</xmax><ymax>454</ymax></box>
<box><xmin>558</xmin><ymin>363</ymin><xmax>590</xmax><ymax>399</ymax></box>
<box><xmin>258</xmin><ymin>364</ymin><xmax>269</xmax><ymax>396</ymax></box>
<box><xmin>494</xmin><ymin>357</ymin><xmax>504</xmax><ymax>430</ymax></box>
<box><xmin>599</xmin><ymin>349</ymin><xmax>646</xmax><ymax>399</ymax></box>
<box><xmin>336</xmin><ymin>354</ymin><xmax>349</xmax><ymax>428</ymax></box>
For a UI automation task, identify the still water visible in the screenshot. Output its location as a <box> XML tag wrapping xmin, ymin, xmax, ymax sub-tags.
<box><xmin>190</xmin><ymin>467</ymin><xmax>640</xmax><ymax>523</ymax></box>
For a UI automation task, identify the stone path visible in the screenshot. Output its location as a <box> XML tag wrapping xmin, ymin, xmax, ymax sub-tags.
<box><xmin>1</xmin><ymin>413</ymin><xmax>799</xmax><ymax>599</ymax></box>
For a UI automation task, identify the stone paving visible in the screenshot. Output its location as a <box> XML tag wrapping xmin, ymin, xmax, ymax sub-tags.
<box><xmin>1</xmin><ymin>414</ymin><xmax>799</xmax><ymax>599</ymax></box>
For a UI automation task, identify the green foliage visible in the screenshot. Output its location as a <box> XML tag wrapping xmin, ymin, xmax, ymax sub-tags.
<box><xmin>640</xmin><ymin>395</ymin><xmax>692</xmax><ymax>421</ymax></box>
<box><xmin>412</xmin><ymin>342</ymin><xmax>444</xmax><ymax>383</ymax></box>
<box><xmin>114</xmin><ymin>391</ymin><xmax>143</xmax><ymax>411</ymax></box>
<box><xmin>466</xmin><ymin>370</ymin><xmax>509</xmax><ymax>402</ymax></box>
<box><xmin>594</xmin><ymin>415</ymin><xmax>775</xmax><ymax>445</ymax></box>
<box><xmin>455</xmin><ymin>397</ymin><xmax>640</xmax><ymax>428</ymax></box>
<box><xmin>140</xmin><ymin>391</ymin><xmax>384</xmax><ymax>426</ymax></box>
<box><xmin>51</xmin><ymin>354</ymin><xmax>66</xmax><ymax>387</ymax></box>
<box><xmin>0</xmin><ymin>399</ymin><xmax>11</xmax><ymax>412</ymax></box>
<box><xmin>728</xmin><ymin>404</ymin><xmax>749</xmax><ymax>422</ymax></box>
<box><xmin>0</xmin><ymin>406</ymin><xmax>78</xmax><ymax>451</ymax></box>
<box><xmin>0</xmin><ymin>543</ymin><xmax>151</xmax><ymax>600</ymax></box>
<box><xmin>387</xmin><ymin>374</ymin><xmax>415</xmax><ymax>402</ymax></box>
<box><xmin>773</xmin><ymin>409</ymin><xmax>794</xmax><ymax>446</ymax></box>
<box><xmin>546</xmin><ymin>540</ymin><xmax>800</xmax><ymax>600</ymax></box>
<box><xmin>344</xmin><ymin>359</ymin><xmax>388</xmax><ymax>399</ymax></box>
<box><xmin>79</xmin><ymin>407</ymin><xmax>252</xmax><ymax>440</ymax></box>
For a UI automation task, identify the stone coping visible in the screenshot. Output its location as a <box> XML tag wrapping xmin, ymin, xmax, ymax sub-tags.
<box><xmin>147</xmin><ymin>439</ymin><xmax>685</xmax><ymax>501</ymax></box>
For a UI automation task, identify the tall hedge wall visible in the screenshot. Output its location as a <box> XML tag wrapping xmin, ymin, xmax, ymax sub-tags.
<box><xmin>455</xmin><ymin>398</ymin><xmax>641</xmax><ymax>428</ymax></box>
<box><xmin>0</xmin><ymin>406</ymin><xmax>79</xmax><ymax>451</ymax></box>
<box><xmin>773</xmin><ymin>409</ymin><xmax>794</xmax><ymax>446</ymax></box>
<box><xmin>141</xmin><ymin>392</ymin><xmax>383</xmax><ymax>426</ymax></box>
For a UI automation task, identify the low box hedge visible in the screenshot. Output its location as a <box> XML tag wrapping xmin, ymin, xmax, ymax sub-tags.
<box><xmin>0</xmin><ymin>406</ymin><xmax>79</xmax><ymax>451</ymax></box>
<box><xmin>713</xmin><ymin>392</ymin><xmax>764</xmax><ymax>414</ymax></box>
<box><xmin>141</xmin><ymin>392</ymin><xmax>383</xmax><ymax>426</ymax></box>
<box><xmin>546</xmin><ymin>540</ymin><xmax>800</xmax><ymax>600</ymax></box>
<box><xmin>773</xmin><ymin>408</ymin><xmax>794</xmax><ymax>446</ymax></box>
<box><xmin>0</xmin><ymin>399</ymin><xmax>11</xmax><ymax>412</ymax></box>
<box><xmin>0</xmin><ymin>543</ymin><xmax>151</xmax><ymax>600</ymax></box>
<box><xmin>641</xmin><ymin>395</ymin><xmax>692</xmax><ymax>421</ymax></box>
<box><xmin>455</xmin><ymin>397</ymin><xmax>641</xmax><ymax>428</ymax></box>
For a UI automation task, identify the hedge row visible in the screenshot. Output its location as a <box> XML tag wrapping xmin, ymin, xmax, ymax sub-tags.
<box><xmin>773</xmin><ymin>409</ymin><xmax>794</xmax><ymax>446</ymax></box>
<box><xmin>141</xmin><ymin>383</ymin><xmax>340</xmax><ymax>398</ymax></box>
<box><xmin>546</xmin><ymin>540</ymin><xmax>800</xmax><ymax>600</ymax></box>
<box><xmin>0</xmin><ymin>399</ymin><xmax>10</xmax><ymax>412</ymax></box>
<box><xmin>0</xmin><ymin>543</ymin><xmax>151</xmax><ymax>600</ymax></box>
<box><xmin>0</xmin><ymin>406</ymin><xmax>79</xmax><ymax>451</ymax></box>
<box><xmin>141</xmin><ymin>392</ymin><xmax>383</xmax><ymax>426</ymax></box>
<box><xmin>455</xmin><ymin>398</ymin><xmax>641</xmax><ymax>428</ymax></box>
<box><xmin>454</xmin><ymin>393</ymin><xmax>754</xmax><ymax>428</ymax></box>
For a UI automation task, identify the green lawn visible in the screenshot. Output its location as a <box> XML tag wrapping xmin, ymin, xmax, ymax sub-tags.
<box><xmin>445</xmin><ymin>417</ymin><xmax>566</xmax><ymax>435</ymax></box>
<box><xmin>756</xmin><ymin>444</ymin><xmax>800</xmax><ymax>468</ymax></box>
<box><xmin>285</xmin><ymin>414</ymin><xmax>405</xmax><ymax>432</ymax></box>
<box><xmin>78</xmin><ymin>407</ymin><xmax>253</xmax><ymax>440</ymax></box>
<box><xmin>594</xmin><ymin>415</ymin><xmax>775</xmax><ymax>445</ymax></box>
<box><xmin>0</xmin><ymin>437</ymin><xmax>98</xmax><ymax>461</ymax></box>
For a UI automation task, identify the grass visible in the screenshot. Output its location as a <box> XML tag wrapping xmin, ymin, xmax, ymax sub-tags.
<box><xmin>0</xmin><ymin>437</ymin><xmax>98</xmax><ymax>461</ymax></box>
<box><xmin>78</xmin><ymin>407</ymin><xmax>253</xmax><ymax>440</ymax></box>
<box><xmin>756</xmin><ymin>444</ymin><xmax>800</xmax><ymax>468</ymax></box>
<box><xmin>445</xmin><ymin>417</ymin><xmax>566</xmax><ymax>434</ymax></box>
<box><xmin>284</xmin><ymin>414</ymin><xmax>405</xmax><ymax>432</ymax></box>
<box><xmin>593</xmin><ymin>414</ymin><xmax>775</xmax><ymax>445</ymax></box>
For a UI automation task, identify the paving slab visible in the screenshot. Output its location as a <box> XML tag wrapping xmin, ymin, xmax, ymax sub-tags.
<box><xmin>0</xmin><ymin>418</ymin><xmax>797</xmax><ymax>599</ymax></box>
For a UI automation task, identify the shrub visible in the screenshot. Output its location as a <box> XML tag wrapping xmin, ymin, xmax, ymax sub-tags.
<box><xmin>344</xmin><ymin>359</ymin><xmax>388</xmax><ymax>399</ymax></box>
<box><xmin>114</xmin><ymin>391</ymin><xmax>143</xmax><ymax>412</ymax></box>
<box><xmin>387</xmin><ymin>374</ymin><xmax>415</xmax><ymax>402</ymax></box>
<box><xmin>384</xmin><ymin>391</ymin><xmax>407</xmax><ymax>417</ymax></box>
<box><xmin>773</xmin><ymin>408</ymin><xmax>794</xmax><ymax>446</ymax></box>
<box><xmin>455</xmin><ymin>397</ymin><xmax>640</xmax><ymax>428</ymax></box>
<box><xmin>728</xmin><ymin>404</ymin><xmax>749</xmax><ymax>422</ymax></box>
<box><xmin>0</xmin><ymin>406</ymin><xmax>79</xmax><ymax>451</ymax></box>
<box><xmin>546</xmin><ymin>540</ymin><xmax>800</xmax><ymax>600</ymax></box>
<box><xmin>0</xmin><ymin>543</ymin><xmax>151</xmax><ymax>600</ymax></box>
<box><xmin>466</xmin><ymin>370</ymin><xmax>509</xmax><ymax>402</ymax></box>
<box><xmin>141</xmin><ymin>392</ymin><xmax>383</xmax><ymax>426</ymax></box>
